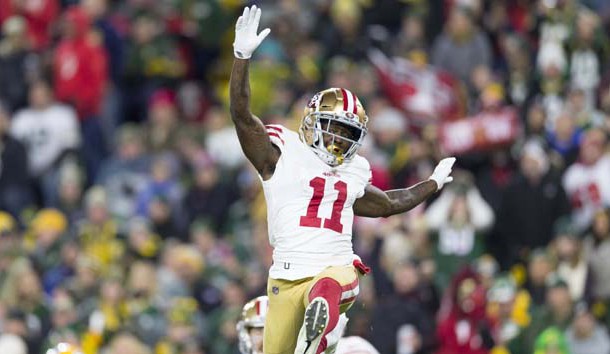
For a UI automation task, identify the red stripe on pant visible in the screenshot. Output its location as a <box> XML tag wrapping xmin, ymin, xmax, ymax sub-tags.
<box><xmin>341</xmin><ymin>278</ymin><xmax>359</xmax><ymax>292</ymax></box>
<box><xmin>308</xmin><ymin>277</ymin><xmax>342</xmax><ymax>354</ymax></box>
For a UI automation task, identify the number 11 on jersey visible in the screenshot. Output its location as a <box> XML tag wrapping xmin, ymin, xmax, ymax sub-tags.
<box><xmin>299</xmin><ymin>177</ymin><xmax>347</xmax><ymax>233</ymax></box>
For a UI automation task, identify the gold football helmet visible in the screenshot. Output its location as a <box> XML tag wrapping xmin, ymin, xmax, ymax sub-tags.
<box><xmin>237</xmin><ymin>296</ymin><xmax>268</xmax><ymax>354</ymax></box>
<box><xmin>300</xmin><ymin>88</ymin><xmax>368</xmax><ymax>166</ymax></box>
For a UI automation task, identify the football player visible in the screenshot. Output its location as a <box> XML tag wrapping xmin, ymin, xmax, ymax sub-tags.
<box><xmin>238</xmin><ymin>296</ymin><xmax>268</xmax><ymax>354</ymax></box>
<box><xmin>230</xmin><ymin>6</ymin><xmax>456</xmax><ymax>354</ymax></box>
<box><xmin>237</xmin><ymin>296</ymin><xmax>374</xmax><ymax>354</ymax></box>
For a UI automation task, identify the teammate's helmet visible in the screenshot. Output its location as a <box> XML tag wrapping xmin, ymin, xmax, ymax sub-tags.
<box><xmin>45</xmin><ymin>343</ymin><xmax>83</xmax><ymax>354</ymax></box>
<box><xmin>237</xmin><ymin>296</ymin><xmax>269</xmax><ymax>354</ymax></box>
<box><xmin>300</xmin><ymin>88</ymin><xmax>368</xmax><ymax>166</ymax></box>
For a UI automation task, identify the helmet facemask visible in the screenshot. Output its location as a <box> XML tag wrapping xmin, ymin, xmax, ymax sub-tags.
<box><xmin>237</xmin><ymin>296</ymin><xmax>268</xmax><ymax>354</ymax></box>
<box><xmin>303</xmin><ymin>112</ymin><xmax>367</xmax><ymax>166</ymax></box>
<box><xmin>300</xmin><ymin>88</ymin><xmax>369</xmax><ymax>166</ymax></box>
<box><xmin>237</xmin><ymin>322</ymin><xmax>264</xmax><ymax>354</ymax></box>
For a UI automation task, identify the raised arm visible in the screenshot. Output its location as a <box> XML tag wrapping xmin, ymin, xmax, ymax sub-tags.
<box><xmin>354</xmin><ymin>157</ymin><xmax>456</xmax><ymax>217</ymax></box>
<box><xmin>229</xmin><ymin>6</ymin><xmax>278</xmax><ymax>180</ymax></box>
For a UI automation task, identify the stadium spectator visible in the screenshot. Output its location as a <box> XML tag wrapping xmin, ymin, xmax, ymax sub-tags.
<box><xmin>11</xmin><ymin>80</ymin><xmax>81</xmax><ymax>206</ymax></box>
<box><xmin>53</xmin><ymin>5</ymin><xmax>108</xmax><ymax>181</ymax></box>
<box><xmin>565</xmin><ymin>301</ymin><xmax>610</xmax><ymax>354</ymax></box>
<box><xmin>431</xmin><ymin>5</ymin><xmax>492</xmax><ymax>91</ymax></box>
<box><xmin>495</xmin><ymin>139</ymin><xmax>571</xmax><ymax>267</ymax></box>
<box><xmin>0</xmin><ymin>16</ymin><xmax>41</xmax><ymax>112</ymax></box>
<box><xmin>0</xmin><ymin>101</ymin><xmax>33</xmax><ymax>216</ymax></box>
<box><xmin>563</xmin><ymin>128</ymin><xmax>610</xmax><ymax>231</ymax></box>
<box><xmin>584</xmin><ymin>208</ymin><xmax>610</xmax><ymax>302</ymax></box>
<box><xmin>426</xmin><ymin>171</ymin><xmax>494</xmax><ymax>288</ymax></box>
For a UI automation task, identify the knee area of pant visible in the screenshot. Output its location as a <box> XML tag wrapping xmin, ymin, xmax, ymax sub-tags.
<box><xmin>309</xmin><ymin>277</ymin><xmax>341</xmax><ymax>301</ymax></box>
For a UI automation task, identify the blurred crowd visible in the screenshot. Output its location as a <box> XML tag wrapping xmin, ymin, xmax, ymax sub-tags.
<box><xmin>1</xmin><ymin>0</ymin><xmax>610</xmax><ymax>353</ymax></box>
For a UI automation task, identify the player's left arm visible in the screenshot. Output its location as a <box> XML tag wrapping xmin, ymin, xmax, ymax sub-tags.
<box><xmin>353</xmin><ymin>158</ymin><xmax>456</xmax><ymax>217</ymax></box>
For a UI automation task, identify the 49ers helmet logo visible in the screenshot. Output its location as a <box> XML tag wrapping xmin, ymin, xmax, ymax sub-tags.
<box><xmin>307</xmin><ymin>92</ymin><xmax>322</xmax><ymax>109</ymax></box>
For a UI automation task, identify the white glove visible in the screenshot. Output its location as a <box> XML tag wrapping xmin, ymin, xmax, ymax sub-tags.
<box><xmin>428</xmin><ymin>157</ymin><xmax>456</xmax><ymax>191</ymax></box>
<box><xmin>233</xmin><ymin>5</ymin><xmax>271</xmax><ymax>59</ymax></box>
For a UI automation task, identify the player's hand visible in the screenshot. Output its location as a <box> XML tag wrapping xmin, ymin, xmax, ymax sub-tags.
<box><xmin>233</xmin><ymin>5</ymin><xmax>271</xmax><ymax>59</ymax></box>
<box><xmin>428</xmin><ymin>157</ymin><xmax>456</xmax><ymax>191</ymax></box>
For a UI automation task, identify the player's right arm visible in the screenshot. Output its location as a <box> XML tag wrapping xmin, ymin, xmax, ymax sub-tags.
<box><xmin>229</xmin><ymin>6</ymin><xmax>278</xmax><ymax>180</ymax></box>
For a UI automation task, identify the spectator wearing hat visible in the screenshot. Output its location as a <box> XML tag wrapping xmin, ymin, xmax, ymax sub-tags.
<box><xmin>533</xmin><ymin>326</ymin><xmax>570</xmax><ymax>354</ymax></box>
<box><xmin>53</xmin><ymin>5</ymin><xmax>109</xmax><ymax>181</ymax></box>
<box><xmin>553</xmin><ymin>219</ymin><xmax>593</xmax><ymax>302</ymax></box>
<box><xmin>486</xmin><ymin>276</ymin><xmax>531</xmax><ymax>354</ymax></box>
<box><xmin>495</xmin><ymin>139</ymin><xmax>571</xmax><ymax>268</ymax></box>
<box><xmin>145</xmin><ymin>89</ymin><xmax>180</xmax><ymax>152</ymax></box>
<box><xmin>566</xmin><ymin>301</ymin><xmax>610</xmax><ymax>354</ymax></box>
<box><xmin>435</xmin><ymin>268</ymin><xmax>495</xmax><ymax>354</ymax></box>
<box><xmin>26</xmin><ymin>208</ymin><xmax>68</xmax><ymax>273</ymax></box>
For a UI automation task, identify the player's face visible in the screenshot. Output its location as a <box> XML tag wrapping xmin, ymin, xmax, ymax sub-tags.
<box><xmin>321</xmin><ymin>120</ymin><xmax>356</xmax><ymax>155</ymax></box>
<box><xmin>249</xmin><ymin>327</ymin><xmax>264</xmax><ymax>353</ymax></box>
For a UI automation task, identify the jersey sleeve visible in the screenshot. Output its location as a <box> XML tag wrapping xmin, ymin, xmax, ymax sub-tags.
<box><xmin>265</xmin><ymin>124</ymin><xmax>286</xmax><ymax>153</ymax></box>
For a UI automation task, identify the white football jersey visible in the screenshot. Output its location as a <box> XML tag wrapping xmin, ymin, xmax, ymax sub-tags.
<box><xmin>563</xmin><ymin>154</ymin><xmax>610</xmax><ymax>231</ymax></box>
<box><xmin>261</xmin><ymin>124</ymin><xmax>372</xmax><ymax>280</ymax></box>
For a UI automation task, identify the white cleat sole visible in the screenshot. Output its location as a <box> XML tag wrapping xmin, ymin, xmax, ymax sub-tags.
<box><xmin>294</xmin><ymin>297</ymin><xmax>330</xmax><ymax>354</ymax></box>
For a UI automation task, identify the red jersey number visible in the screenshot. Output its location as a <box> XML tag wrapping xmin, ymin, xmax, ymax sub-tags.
<box><xmin>299</xmin><ymin>177</ymin><xmax>347</xmax><ymax>233</ymax></box>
